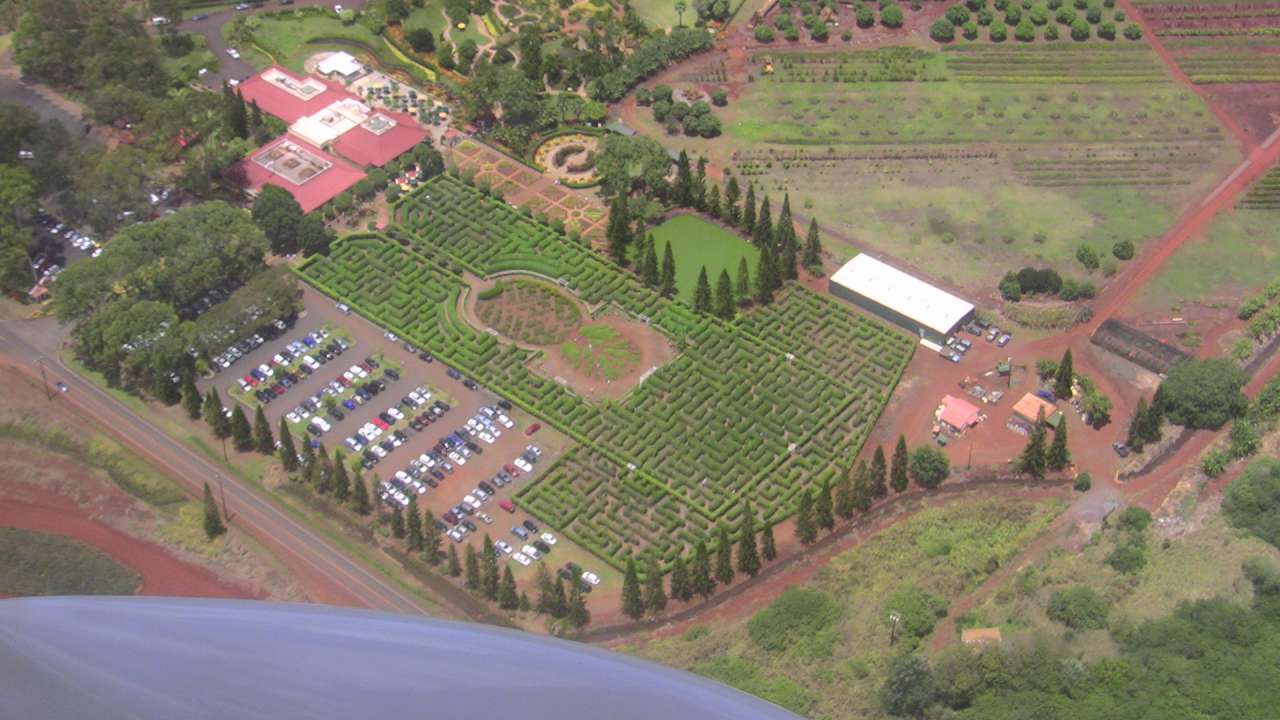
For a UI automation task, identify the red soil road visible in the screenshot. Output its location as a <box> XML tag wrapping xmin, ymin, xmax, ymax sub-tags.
<box><xmin>1119</xmin><ymin>0</ymin><xmax>1255</xmax><ymax>151</ymax></box>
<box><xmin>0</xmin><ymin>494</ymin><xmax>257</xmax><ymax>599</ymax></box>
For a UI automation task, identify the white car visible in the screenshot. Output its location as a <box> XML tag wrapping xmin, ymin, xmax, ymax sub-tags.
<box><xmin>350</xmin><ymin>365</ymin><xmax>368</xmax><ymax>379</ymax></box>
<box><xmin>511</xmin><ymin>552</ymin><xmax>531</xmax><ymax>566</ymax></box>
<box><xmin>526</xmin><ymin>445</ymin><xmax>543</xmax><ymax>457</ymax></box>
<box><xmin>540</xmin><ymin>532</ymin><xmax>557</xmax><ymax>546</ymax></box>
<box><xmin>472</xmin><ymin>487</ymin><xmax>489</xmax><ymax>500</ymax></box>
<box><xmin>522</xmin><ymin>544</ymin><xmax>541</xmax><ymax>561</ymax></box>
<box><xmin>513</xmin><ymin>458</ymin><xmax>533</xmax><ymax>473</ymax></box>
<box><xmin>494</xmin><ymin>540</ymin><xmax>512</xmax><ymax>555</ymax></box>
<box><xmin>313</xmin><ymin>417</ymin><xmax>331</xmax><ymax>433</ymax></box>
<box><xmin>387</xmin><ymin>407</ymin><xmax>405</xmax><ymax>421</ymax></box>
<box><xmin>286</xmin><ymin>412</ymin><xmax>301</xmax><ymax>424</ymax></box>
<box><xmin>418</xmin><ymin>452</ymin><xmax>436</xmax><ymax>468</ymax></box>
<box><xmin>448</xmin><ymin>528</ymin><xmax>465</xmax><ymax>543</ymax></box>
<box><xmin>463</xmin><ymin>495</ymin><xmax>482</xmax><ymax>510</ymax></box>
<box><xmin>497</xmin><ymin>415</ymin><xmax>514</xmax><ymax>429</ymax></box>
<box><xmin>476</xmin><ymin>511</ymin><xmax>494</xmax><ymax>525</ymax></box>
<box><xmin>582</xmin><ymin>571</ymin><xmax>600</xmax><ymax>586</ymax></box>
<box><xmin>449</xmin><ymin>451</ymin><xmax>466</xmax><ymax>466</ymax></box>
<box><xmin>257</xmin><ymin>363</ymin><xmax>273</xmax><ymax>378</ymax></box>
<box><xmin>227</xmin><ymin>48</ymin><xmax>241</xmax><ymax>59</ymax></box>
<box><xmin>478</xmin><ymin>432</ymin><xmax>496</xmax><ymax>445</ymax></box>
<box><xmin>303</xmin><ymin>356</ymin><xmax>321</xmax><ymax>370</ymax></box>
<box><xmin>370</xmin><ymin>445</ymin><xmax>387</xmax><ymax>459</ymax></box>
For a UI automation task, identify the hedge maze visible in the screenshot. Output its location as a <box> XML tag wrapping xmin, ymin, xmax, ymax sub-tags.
<box><xmin>302</xmin><ymin>175</ymin><xmax>914</xmax><ymax>570</ymax></box>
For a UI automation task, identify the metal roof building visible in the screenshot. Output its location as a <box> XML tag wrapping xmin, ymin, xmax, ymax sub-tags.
<box><xmin>829</xmin><ymin>254</ymin><xmax>975</xmax><ymax>345</ymax></box>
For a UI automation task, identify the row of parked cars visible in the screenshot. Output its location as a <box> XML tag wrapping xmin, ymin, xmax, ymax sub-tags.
<box><xmin>345</xmin><ymin>379</ymin><xmax>452</xmax><ymax>471</ymax></box>
<box><xmin>241</xmin><ymin>330</ymin><xmax>352</xmax><ymax>405</ymax></box>
<box><xmin>209</xmin><ymin>317</ymin><xmax>295</xmax><ymax>373</ymax></box>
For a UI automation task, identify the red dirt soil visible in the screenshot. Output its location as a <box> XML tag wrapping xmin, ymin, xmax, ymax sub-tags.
<box><xmin>0</xmin><ymin>486</ymin><xmax>258</xmax><ymax>599</ymax></box>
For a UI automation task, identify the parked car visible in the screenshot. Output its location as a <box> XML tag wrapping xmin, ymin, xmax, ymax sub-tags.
<box><xmin>512</xmin><ymin>526</ymin><xmax>530</xmax><ymax>540</ymax></box>
<box><xmin>499</xmin><ymin>499</ymin><xmax>516</xmax><ymax>513</ymax></box>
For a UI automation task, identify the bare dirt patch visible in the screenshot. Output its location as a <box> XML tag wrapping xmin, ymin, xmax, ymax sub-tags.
<box><xmin>474</xmin><ymin>278</ymin><xmax>582</xmax><ymax>346</ymax></box>
<box><xmin>532</xmin><ymin>313</ymin><xmax>677</xmax><ymax>402</ymax></box>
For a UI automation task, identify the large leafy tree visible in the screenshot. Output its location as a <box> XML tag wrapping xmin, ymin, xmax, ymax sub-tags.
<box><xmin>251</xmin><ymin>185</ymin><xmax>304</xmax><ymax>255</ymax></box>
<box><xmin>1154</xmin><ymin>358</ymin><xmax>1249</xmax><ymax>430</ymax></box>
<box><xmin>909</xmin><ymin>446</ymin><xmax>951</xmax><ymax>490</ymax></box>
<box><xmin>621</xmin><ymin>556</ymin><xmax>645</xmax><ymax>619</ymax></box>
<box><xmin>596</xmin><ymin>134</ymin><xmax>672</xmax><ymax>197</ymax></box>
<box><xmin>891</xmin><ymin>435</ymin><xmax>910</xmax><ymax>493</ymax></box>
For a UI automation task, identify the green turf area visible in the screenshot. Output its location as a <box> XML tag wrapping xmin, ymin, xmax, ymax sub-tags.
<box><xmin>300</xmin><ymin>175</ymin><xmax>915</xmax><ymax>570</ymax></box>
<box><xmin>232</xmin><ymin>12</ymin><xmax>381</xmax><ymax>70</ymax></box>
<box><xmin>559</xmin><ymin>324</ymin><xmax>641</xmax><ymax>380</ymax></box>
<box><xmin>159</xmin><ymin>33</ymin><xmax>218</xmax><ymax>84</ymax></box>
<box><xmin>405</xmin><ymin>5</ymin><xmax>450</xmax><ymax>38</ymax></box>
<box><xmin>1136</xmin><ymin>208</ymin><xmax>1280</xmax><ymax>312</ymax></box>
<box><xmin>0</xmin><ymin>527</ymin><xmax>141</xmax><ymax>596</ymax></box>
<box><xmin>632</xmin><ymin>498</ymin><xmax>1064</xmax><ymax>719</ymax></box>
<box><xmin>647</xmin><ymin>215</ymin><xmax>760</xmax><ymax>302</ymax></box>
<box><xmin>448</xmin><ymin>17</ymin><xmax>490</xmax><ymax>49</ymax></box>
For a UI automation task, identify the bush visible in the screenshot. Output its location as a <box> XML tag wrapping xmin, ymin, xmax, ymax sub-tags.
<box><xmin>909</xmin><ymin>446</ymin><xmax>950</xmax><ymax>489</ymax></box>
<box><xmin>1106</xmin><ymin>535</ymin><xmax>1147</xmax><ymax>573</ymax></box>
<box><xmin>1224</xmin><ymin>459</ymin><xmax>1280</xmax><ymax>549</ymax></box>
<box><xmin>1030</xmin><ymin>5</ymin><xmax>1049</xmax><ymax>23</ymax></box>
<box><xmin>963</xmin><ymin>20</ymin><xmax>979</xmax><ymax>38</ymax></box>
<box><xmin>1202</xmin><ymin>447</ymin><xmax>1231</xmax><ymax>477</ymax></box>
<box><xmin>1112</xmin><ymin>239</ymin><xmax>1134</xmax><ymax>260</ymax></box>
<box><xmin>999</xmin><ymin>272</ymin><xmax>1022</xmax><ymax>301</ymax></box>
<box><xmin>978</xmin><ymin>7</ymin><xmax>994</xmax><ymax>24</ymax></box>
<box><xmin>1005</xmin><ymin>6</ymin><xmax>1022</xmax><ymax>24</ymax></box>
<box><xmin>886</xmin><ymin>584</ymin><xmax>949</xmax><ymax>640</ymax></box>
<box><xmin>1086</xmin><ymin>4</ymin><xmax>1102</xmax><ymax>22</ymax></box>
<box><xmin>1016</xmin><ymin>267</ymin><xmax>1063</xmax><ymax>296</ymax></box>
<box><xmin>881</xmin><ymin>4</ymin><xmax>905</xmax><ymax>26</ymax></box>
<box><xmin>1071</xmin><ymin>17</ymin><xmax>1091</xmax><ymax>39</ymax></box>
<box><xmin>931</xmin><ymin>19</ymin><xmax>956</xmax><ymax>40</ymax></box>
<box><xmin>1076</xmin><ymin>244</ymin><xmax>1100</xmax><ymax>270</ymax></box>
<box><xmin>1116</xmin><ymin>506</ymin><xmax>1152</xmax><ymax>533</ymax></box>
<box><xmin>1154</xmin><ymin>358</ymin><xmax>1249</xmax><ymax>430</ymax></box>
<box><xmin>747</xmin><ymin>587</ymin><xmax>841</xmax><ymax>652</ymax></box>
<box><xmin>1048</xmin><ymin>586</ymin><xmax>1109</xmax><ymax>629</ymax></box>
<box><xmin>990</xmin><ymin>21</ymin><xmax>1007</xmax><ymax>40</ymax></box>
<box><xmin>1057</xmin><ymin>6</ymin><xmax>1076</xmax><ymax>23</ymax></box>
<box><xmin>1045</xmin><ymin>23</ymin><xmax>1060</xmax><ymax>38</ymax></box>
<box><xmin>1124</xmin><ymin>22</ymin><xmax>1142</xmax><ymax>39</ymax></box>
<box><xmin>842</xmin><ymin>29</ymin><xmax>853</xmax><ymax>40</ymax></box>
<box><xmin>1098</xmin><ymin>19</ymin><xmax>1115</xmax><ymax>37</ymax></box>
<box><xmin>711</xmin><ymin>88</ymin><xmax>728</xmax><ymax>106</ymax></box>
<box><xmin>856</xmin><ymin>5</ymin><xmax>876</xmax><ymax>26</ymax></box>
<box><xmin>1015</xmin><ymin>18</ymin><xmax>1036</xmax><ymax>40</ymax></box>
<box><xmin>1073</xmin><ymin>472</ymin><xmax>1092</xmax><ymax>492</ymax></box>
<box><xmin>946</xmin><ymin>5</ymin><xmax>972</xmax><ymax>24</ymax></box>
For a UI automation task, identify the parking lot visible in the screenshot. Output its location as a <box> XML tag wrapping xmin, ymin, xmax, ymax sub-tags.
<box><xmin>206</xmin><ymin>284</ymin><xmax>615</xmax><ymax>596</ymax></box>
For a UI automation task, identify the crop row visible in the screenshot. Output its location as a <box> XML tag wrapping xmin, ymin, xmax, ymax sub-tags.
<box><xmin>301</xmin><ymin>176</ymin><xmax>915</xmax><ymax>569</ymax></box>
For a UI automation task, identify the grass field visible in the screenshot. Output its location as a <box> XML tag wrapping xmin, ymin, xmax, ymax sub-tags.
<box><xmin>627</xmin><ymin>43</ymin><xmax>1238</xmax><ymax>296</ymax></box>
<box><xmin>558</xmin><ymin>324</ymin><xmax>641</xmax><ymax>380</ymax></box>
<box><xmin>405</xmin><ymin>5</ymin><xmax>450</xmax><ymax>38</ymax></box>
<box><xmin>631</xmin><ymin>498</ymin><xmax>1065</xmax><ymax>719</ymax></box>
<box><xmin>0</xmin><ymin>527</ymin><xmax>141</xmax><ymax>596</ymax></box>
<box><xmin>647</xmin><ymin>214</ymin><xmax>760</xmax><ymax>302</ymax></box>
<box><xmin>233</xmin><ymin>13</ymin><xmax>381</xmax><ymax>70</ymax></box>
<box><xmin>1136</xmin><ymin>207</ymin><xmax>1280</xmax><ymax>312</ymax></box>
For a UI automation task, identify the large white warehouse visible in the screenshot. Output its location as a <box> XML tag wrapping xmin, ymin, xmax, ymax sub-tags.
<box><xmin>829</xmin><ymin>254</ymin><xmax>975</xmax><ymax>345</ymax></box>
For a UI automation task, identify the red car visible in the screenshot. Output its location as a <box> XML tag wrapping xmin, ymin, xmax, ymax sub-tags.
<box><xmin>372</xmin><ymin>418</ymin><xmax>390</xmax><ymax>431</ymax></box>
<box><xmin>337</xmin><ymin>376</ymin><xmax>352</xmax><ymax>388</ymax></box>
<box><xmin>503</xmin><ymin>464</ymin><xmax>521</xmax><ymax>478</ymax></box>
<box><xmin>442</xmin><ymin>510</ymin><xmax>459</xmax><ymax>525</ymax></box>
<box><xmin>498</xmin><ymin>499</ymin><xmax>516</xmax><ymax>513</ymax></box>
<box><xmin>525</xmin><ymin>423</ymin><xmax>541</xmax><ymax>436</ymax></box>
<box><xmin>243</xmin><ymin>374</ymin><xmax>258</xmax><ymax>388</ymax></box>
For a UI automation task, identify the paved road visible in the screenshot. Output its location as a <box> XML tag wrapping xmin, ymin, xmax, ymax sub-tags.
<box><xmin>0</xmin><ymin>317</ymin><xmax>431</xmax><ymax>617</ymax></box>
<box><xmin>182</xmin><ymin>0</ymin><xmax>368</xmax><ymax>87</ymax></box>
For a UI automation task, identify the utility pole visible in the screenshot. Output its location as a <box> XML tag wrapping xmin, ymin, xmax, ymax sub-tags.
<box><xmin>218</xmin><ymin>474</ymin><xmax>230</xmax><ymax>524</ymax></box>
<box><xmin>967</xmin><ymin>435</ymin><xmax>974</xmax><ymax>470</ymax></box>
<box><xmin>220</xmin><ymin>435</ymin><xmax>228</xmax><ymax>462</ymax></box>
<box><xmin>889</xmin><ymin>611</ymin><xmax>901</xmax><ymax>646</ymax></box>
<box><xmin>37</xmin><ymin>358</ymin><xmax>52</xmax><ymax>400</ymax></box>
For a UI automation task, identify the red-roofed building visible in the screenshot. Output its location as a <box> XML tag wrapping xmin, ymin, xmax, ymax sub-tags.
<box><xmin>236</xmin><ymin>134</ymin><xmax>366</xmax><ymax>214</ymax></box>
<box><xmin>236</xmin><ymin>66</ymin><xmax>347</xmax><ymax>124</ymax></box>
<box><xmin>938</xmin><ymin>394</ymin><xmax>981</xmax><ymax>433</ymax></box>
<box><xmin>332</xmin><ymin>107</ymin><xmax>427</xmax><ymax>168</ymax></box>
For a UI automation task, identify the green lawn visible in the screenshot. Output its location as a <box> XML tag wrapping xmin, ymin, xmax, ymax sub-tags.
<box><xmin>1137</xmin><ymin>208</ymin><xmax>1280</xmax><ymax>312</ymax></box>
<box><xmin>237</xmin><ymin>13</ymin><xmax>382</xmax><ymax>70</ymax></box>
<box><xmin>405</xmin><ymin>5</ymin><xmax>449</xmax><ymax>38</ymax></box>
<box><xmin>161</xmin><ymin>33</ymin><xmax>219</xmax><ymax>87</ymax></box>
<box><xmin>648</xmin><ymin>214</ymin><xmax>760</xmax><ymax>302</ymax></box>
<box><xmin>0</xmin><ymin>527</ymin><xmax>141</xmax><ymax>596</ymax></box>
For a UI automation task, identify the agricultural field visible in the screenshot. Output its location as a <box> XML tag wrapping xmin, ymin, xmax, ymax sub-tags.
<box><xmin>630</xmin><ymin>43</ymin><xmax>1238</xmax><ymax>293</ymax></box>
<box><xmin>647</xmin><ymin>214</ymin><xmax>760</xmax><ymax>302</ymax></box>
<box><xmin>1131</xmin><ymin>0</ymin><xmax>1280</xmax><ymax>139</ymax></box>
<box><xmin>558</xmin><ymin>324</ymin><xmax>642</xmax><ymax>381</ymax></box>
<box><xmin>631</xmin><ymin>498</ymin><xmax>1064</xmax><ymax>718</ymax></box>
<box><xmin>299</xmin><ymin>173</ymin><xmax>915</xmax><ymax>570</ymax></box>
<box><xmin>0</xmin><ymin>527</ymin><xmax>141</xmax><ymax>596</ymax></box>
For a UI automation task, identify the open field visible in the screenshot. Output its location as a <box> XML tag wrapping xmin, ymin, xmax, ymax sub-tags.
<box><xmin>230</xmin><ymin>12</ymin><xmax>382</xmax><ymax>70</ymax></box>
<box><xmin>624</xmin><ymin>43</ymin><xmax>1238</xmax><ymax>294</ymax></box>
<box><xmin>648</xmin><ymin>214</ymin><xmax>760</xmax><ymax>302</ymax></box>
<box><xmin>0</xmin><ymin>527</ymin><xmax>141</xmax><ymax>596</ymax></box>
<box><xmin>299</xmin><ymin>173</ymin><xmax>915</xmax><ymax>570</ymax></box>
<box><xmin>631</xmin><ymin>498</ymin><xmax>1065</xmax><ymax>719</ymax></box>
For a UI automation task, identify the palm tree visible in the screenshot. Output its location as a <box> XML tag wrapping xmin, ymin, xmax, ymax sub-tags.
<box><xmin>675</xmin><ymin>0</ymin><xmax>688</xmax><ymax>26</ymax></box>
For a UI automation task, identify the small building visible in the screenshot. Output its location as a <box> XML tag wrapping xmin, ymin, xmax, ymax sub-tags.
<box><xmin>316</xmin><ymin>51</ymin><xmax>366</xmax><ymax>82</ymax></box>
<box><xmin>938</xmin><ymin>394</ymin><xmax>981</xmax><ymax>433</ymax></box>
<box><xmin>1012</xmin><ymin>393</ymin><xmax>1064</xmax><ymax>429</ymax></box>
<box><xmin>961</xmin><ymin>627</ymin><xmax>1003</xmax><ymax>646</ymax></box>
<box><xmin>829</xmin><ymin>254</ymin><xmax>976</xmax><ymax>346</ymax></box>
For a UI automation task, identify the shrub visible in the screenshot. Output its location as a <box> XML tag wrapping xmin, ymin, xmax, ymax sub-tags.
<box><xmin>1071</xmin><ymin>17</ymin><xmax>1091</xmax><ymax>39</ymax></box>
<box><xmin>931</xmin><ymin>19</ymin><xmax>956</xmax><ymax>41</ymax></box>
<box><xmin>1030</xmin><ymin>5</ymin><xmax>1049</xmax><ymax>23</ymax></box>
<box><xmin>1154</xmin><ymin>358</ymin><xmax>1249</xmax><ymax>430</ymax></box>
<box><xmin>1015</xmin><ymin>18</ymin><xmax>1036</xmax><ymax>40</ymax></box>
<box><xmin>1047</xmin><ymin>586</ymin><xmax>1109</xmax><ymax>629</ymax></box>
<box><xmin>999</xmin><ymin>272</ymin><xmax>1022</xmax><ymax>301</ymax></box>
<box><xmin>1073</xmin><ymin>472</ymin><xmax>1092</xmax><ymax>492</ymax></box>
<box><xmin>1045</xmin><ymin>23</ymin><xmax>1059</xmax><ymax>38</ymax></box>
<box><xmin>1016</xmin><ymin>267</ymin><xmax>1063</xmax><ymax>295</ymax></box>
<box><xmin>856</xmin><ymin>5</ymin><xmax>876</xmax><ymax>26</ymax></box>
<box><xmin>963</xmin><ymin>20</ymin><xmax>979</xmax><ymax>38</ymax></box>
<box><xmin>1098</xmin><ymin>20</ymin><xmax>1115</xmax><ymax>38</ymax></box>
<box><xmin>978</xmin><ymin>7</ymin><xmax>994</xmax><ymax>24</ymax></box>
<box><xmin>1076</xmin><ymin>244</ymin><xmax>1100</xmax><ymax>270</ymax></box>
<box><xmin>1203</xmin><ymin>447</ymin><xmax>1231</xmax><ymax>477</ymax></box>
<box><xmin>1223</xmin><ymin>459</ymin><xmax>1280</xmax><ymax>549</ymax></box>
<box><xmin>1057</xmin><ymin>6</ymin><xmax>1076</xmax><ymax>23</ymax></box>
<box><xmin>990</xmin><ymin>21</ymin><xmax>1007</xmax><ymax>40</ymax></box>
<box><xmin>885</xmin><ymin>584</ymin><xmax>949</xmax><ymax>640</ymax></box>
<box><xmin>881</xmin><ymin>4</ymin><xmax>904</xmax><ymax>27</ymax></box>
<box><xmin>1005</xmin><ymin>6</ymin><xmax>1022</xmax><ymax>24</ymax></box>
<box><xmin>747</xmin><ymin>587</ymin><xmax>841</xmax><ymax>652</ymax></box>
<box><xmin>1112</xmin><ymin>239</ymin><xmax>1134</xmax><ymax>260</ymax></box>
<box><xmin>1106</xmin><ymin>535</ymin><xmax>1147</xmax><ymax>573</ymax></box>
<box><xmin>1116</xmin><ymin>506</ymin><xmax>1152</xmax><ymax>533</ymax></box>
<box><xmin>842</xmin><ymin>29</ymin><xmax>853</xmax><ymax>40</ymax></box>
<box><xmin>946</xmin><ymin>5</ymin><xmax>972</xmax><ymax>24</ymax></box>
<box><xmin>1086</xmin><ymin>4</ymin><xmax>1102</xmax><ymax>22</ymax></box>
<box><xmin>711</xmin><ymin>88</ymin><xmax>728</xmax><ymax>106</ymax></box>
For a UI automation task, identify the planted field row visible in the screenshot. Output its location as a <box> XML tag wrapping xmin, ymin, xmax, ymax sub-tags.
<box><xmin>1238</xmin><ymin>167</ymin><xmax>1280</xmax><ymax>208</ymax></box>
<box><xmin>296</xmin><ymin>175</ymin><xmax>916</xmax><ymax>569</ymax></box>
<box><xmin>1178</xmin><ymin>53</ymin><xmax>1280</xmax><ymax>82</ymax></box>
<box><xmin>943</xmin><ymin>45</ymin><xmax>1167</xmax><ymax>83</ymax></box>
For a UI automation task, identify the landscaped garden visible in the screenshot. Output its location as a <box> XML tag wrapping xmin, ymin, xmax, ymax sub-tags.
<box><xmin>299</xmin><ymin>173</ymin><xmax>915</xmax><ymax>571</ymax></box>
<box><xmin>647</xmin><ymin>214</ymin><xmax>760</xmax><ymax>302</ymax></box>
<box><xmin>558</xmin><ymin>324</ymin><xmax>642</xmax><ymax>381</ymax></box>
<box><xmin>475</xmin><ymin>278</ymin><xmax>583</xmax><ymax>345</ymax></box>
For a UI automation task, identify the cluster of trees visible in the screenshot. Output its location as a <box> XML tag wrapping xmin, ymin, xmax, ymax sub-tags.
<box><xmin>1223</xmin><ymin>458</ymin><xmax>1280</xmax><ymax>550</ymax></box>
<box><xmin>1017</xmin><ymin>409</ymin><xmax>1071</xmax><ymax>479</ymax></box>
<box><xmin>929</xmin><ymin>0</ymin><xmax>1143</xmax><ymax>43</ymax></box>
<box><xmin>251</xmin><ymin>187</ymin><xmax>336</xmax><ymax>257</ymax></box>
<box><xmin>317</xmin><ymin>142</ymin><xmax>444</xmax><ymax>219</ymax></box>
<box><xmin>193</xmin><ymin>384</ymin><xmax>286</xmax><ymax>462</ymax></box>
<box><xmin>635</xmin><ymin>85</ymin><xmax>722</xmax><ymax>138</ymax></box>
<box><xmin>1153</xmin><ymin>357</ymin><xmax>1248</xmax><ymax>431</ymax></box>
<box><xmin>620</xmin><ymin>500</ymin><xmax>781</xmax><ymax>620</ymax></box>
<box><xmin>1190</xmin><ymin>363</ymin><xmax>1280</xmax><ymax>477</ymax></box>
<box><xmin>56</xmin><ymin>203</ymin><xmax>297</xmax><ymax>396</ymax></box>
<box><xmin>588</xmin><ymin>27</ymin><xmax>714</xmax><ymax>102</ymax></box>
<box><xmin>999</xmin><ymin>267</ymin><xmax>1095</xmax><ymax>303</ymax></box>
<box><xmin>882</xmin><ymin>552</ymin><xmax>1280</xmax><ymax>718</ymax></box>
<box><xmin>1034</xmin><ymin>349</ymin><xmax>1112</xmax><ymax>427</ymax></box>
